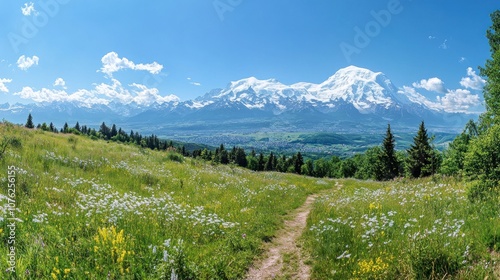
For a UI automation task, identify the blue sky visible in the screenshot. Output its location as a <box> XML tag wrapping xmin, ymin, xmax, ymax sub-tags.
<box><xmin>0</xmin><ymin>0</ymin><xmax>498</xmax><ymax>113</ymax></box>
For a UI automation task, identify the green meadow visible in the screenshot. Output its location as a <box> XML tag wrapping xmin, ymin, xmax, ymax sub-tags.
<box><xmin>0</xmin><ymin>123</ymin><xmax>332</xmax><ymax>279</ymax></box>
<box><xmin>0</xmin><ymin>122</ymin><xmax>499</xmax><ymax>279</ymax></box>
<box><xmin>304</xmin><ymin>178</ymin><xmax>500</xmax><ymax>279</ymax></box>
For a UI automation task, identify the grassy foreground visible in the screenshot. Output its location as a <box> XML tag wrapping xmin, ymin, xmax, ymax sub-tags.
<box><xmin>1</xmin><ymin>122</ymin><xmax>499</xmax><ymax>279</ymax></box>
<box><xmin>0</xmin><ymin>123</ymin><xmax>334</xmax><ymax>279</ymax></box>
<box><xmin>304</xmin><ymin>178</ymin><xmax>500</xmax><ymax>279</ymax></box>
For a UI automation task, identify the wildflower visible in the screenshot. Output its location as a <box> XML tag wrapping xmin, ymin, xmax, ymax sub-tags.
<box><xmin>163</xmin><ymin>250</ymin><xmax>169</xmax><ymax>262</ymax></box>
<box><xmin>337</xmin><ymin>250</ymin><xmax>351</xmax><ymax>259</ymax></box>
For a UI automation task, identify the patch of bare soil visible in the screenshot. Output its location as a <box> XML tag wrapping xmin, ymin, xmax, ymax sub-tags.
<box><xmin>245</xmin><ymin>195</ymin><xmax>317</xmax><ymax>280</ymax></box>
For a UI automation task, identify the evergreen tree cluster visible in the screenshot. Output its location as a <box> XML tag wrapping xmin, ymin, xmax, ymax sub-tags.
<box><xmin>189</xmin><ymin>122</ymin><xmax>440</xmax><ymax>180</ymax></box>
<box><xmin>23</xmin><ymin>112</ymin><xmax>444</xmax><ymax>180</ymax></box>
<box><xmin>24</xmin><ymin>115</ymin><xmax>187</xmax><ymax>155</ymax></box>
<box><xmin>440</xmin><ymin>10</ymin><xmax>500</xmax><ymax>201</ymax></box>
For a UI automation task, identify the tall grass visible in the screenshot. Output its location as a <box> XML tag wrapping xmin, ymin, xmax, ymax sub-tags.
<box><xmin>0</xmin><ymin>124</ymin><xmax>334</xmax><ymax>279</ymax></box>
<box><xmin>304</xmin><ymin>178</ymin><xmax>500</xmax><ymax>279</ymax></box>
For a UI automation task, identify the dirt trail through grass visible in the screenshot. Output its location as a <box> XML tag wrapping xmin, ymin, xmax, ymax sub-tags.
<box><xmin>245</xmin><ymin>194</ymin><xmax>317</xmax><ymax>280</ymax></box>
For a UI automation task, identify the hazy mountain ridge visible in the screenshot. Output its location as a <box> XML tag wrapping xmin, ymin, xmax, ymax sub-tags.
<box><xmin>0</xmin><ymin>66</ymin><xmax>477</xmax><ymax>131</ymax></box>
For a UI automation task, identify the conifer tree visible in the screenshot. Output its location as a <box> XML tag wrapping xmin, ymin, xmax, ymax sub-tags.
<box><xmin>294</xmin><ymin>152</ymin><xmax>304</xmax><ymax>174</ymax></box>
<box><xmin>406</xmin><ymin>121</ymin><xmax>439</xmax><ymax>178</ymax></box>
<box><xmin>234</xmin><ymin>148</ymin><xmax>247</xmax><ymax>167</ymax></box>
<box><xmin>479</xmin><ymin>10</ymin><xmax>500</xmax><ymax>126</ymax></box>
<box><xmin>378</xmin><ymin>124</ymin><xmax>399</xmax><ymax>180</ymax></box>
<box><xmin>110</xmin><ymin>124</ymin><xmax>118</xmax><ymax>138</ymax></box>
<box><xmin>99</xmin><ymin>122</ymin><xmax>110</xmax><ymax>139</ymax></box>
<box><xmin>257</xmin><ymin>153</ymin><xmax>265</xmax><ymax>171</ymax></box>
<box><xmin>463</xmin><ymin>11</ymin><xmax>500</xmax><ymax>199</ymax></box>
<box><xmin>74</xmin><ymin>122</ymin><xmax>81</xmax><ymax>132</ymax></box>
<box><xmin>264</xmin><ymin>152</ymin><xmax>275</xmax><ymax>171</ymax></box>
<box><xmin>25</xmin><ymin>113</ymin><xmax>34</xmax><ymax>129</ymax></box>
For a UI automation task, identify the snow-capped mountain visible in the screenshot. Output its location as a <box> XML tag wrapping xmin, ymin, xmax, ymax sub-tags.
<box><xmin>189</xmin><ymin>66</ymin><xmax>416</xmax><ymax>114</ymax></box>
<box><xmin>0</xmin><ymin>66</ymin><xmax>475</xmax><ymax>132</ymax></box>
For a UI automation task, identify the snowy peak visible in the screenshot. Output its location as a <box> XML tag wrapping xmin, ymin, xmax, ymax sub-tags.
<box><xmin>228</xmin><ymin>77</ymin><xmax>283</xmax><ymax>93</ymax></box>
<box><xmin>196</xmin><ymin>65</ymin><xmax>408</xmax><ymax>114</ymax></box>
<box><xmin>325</xmin><ymin>65</ymin><xmax>383</xmax><ymax>84</ymax></box>
<box><xmin>219</xmin><ymin>77</ymin><xmax>291</xmax><ymax>99</ymax></box>
<box><xmin>310</xmin><ymin>66</ymin><xmax>402</xmax><ymax>112</ymax></box>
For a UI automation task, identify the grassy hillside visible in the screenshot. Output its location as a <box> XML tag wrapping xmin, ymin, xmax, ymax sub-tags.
<box><xmin>0</xmin><ymin>123</ymin><xmax>334</xmax><ymax>279</ymax></box>
<box><xmin>1</xmin><ymin>122</ymin><xmax>498</xmax><ymax>279</ymax></box>
<box><xmin>304</xmin><ymin>178</ymin><xmax>500</xmax><ymax>279</ymax></box>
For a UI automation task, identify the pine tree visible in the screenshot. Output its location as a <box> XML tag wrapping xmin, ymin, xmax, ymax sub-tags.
<box><xmin>264</xmin><ymin>152</ymin><xmax>275</xmax><ymax>171</ymax></box>
<box><xmin>99</xmin><ymin>122</ymin><xmax>110</xmax><ymax>139</ymax></box>
<box><xmin>110</xmin><ymin>124</ymin><xmax>118</xmax><ymax>138</ymax></box>
<box><xmin>25</xmin><ymin>113</ymin><xmax>34</xmax><ymax>129</ymax></box>
<box><xmin>406</xmin><ymin>121</ymin><xmax>439</xmax><ymax>178</ymax></box>
<box><xmin>294</xmin><ymin>152</ymin><xmax>304</xmax><ymax>174</ymax></box>
<box><xmin>378</xmin><ymin>124</ymin><xmax>400</xmax><ymax>180</ymax></box>
<box><xmin>49</xmin><ymin>122</ymin><xmax>55</xmax><ymax>132</ymax></box>
<box><xmin>74</xmin><ymin>122</ymin><xmax>81</xmax><ymax>132</ymax></box>
<box><xmin>479</xmin><ymin>10</ymin><xmax>500</xmax><ymax>126</ymax></box>
<box><xmin>463</xmin><ymin>11</ymin><xmax>500</xmax><ymax>199</ymax></box>
<box><xmin>63</xmin><ymin>122</ymin><xmax>69</xmax><ymax>133</ymax></box>
<box><xmin>234</xmin><ymin>148</ymin><xmax>247</xmax><ymax>167</ymax></box>
<box><xmin>257</xmin><ymin>153</ymin><xmax>265</xmax><ymax>171</ymax></box>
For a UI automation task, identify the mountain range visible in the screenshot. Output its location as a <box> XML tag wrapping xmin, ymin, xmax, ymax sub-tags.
<box><xmin>0</xmin><ymin>66</ymin><xmax>476</xmax><ymax>134</ymax></box>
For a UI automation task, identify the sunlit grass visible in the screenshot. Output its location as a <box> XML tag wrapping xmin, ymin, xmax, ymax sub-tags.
<box><xmin>304</xmin><ymin>178</ymin><xmax>500</xmax><ymax>279</ymax></box>
<box><xmin>0</xmin><ymin>124</ymin><xmax>334</xmax><ymax>279</ymax></box>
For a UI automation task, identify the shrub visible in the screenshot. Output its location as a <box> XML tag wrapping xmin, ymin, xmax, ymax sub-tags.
<box><xmin>167</xmin><ymin>152</ymin><xmax>184</xmax><ymax>163</ymax></box>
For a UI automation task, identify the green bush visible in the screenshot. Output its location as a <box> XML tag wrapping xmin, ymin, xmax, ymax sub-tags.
<box><xmin>166</xmin><ymin>152</ymin><xmax>184</xmax><ymax>163</ymax></box>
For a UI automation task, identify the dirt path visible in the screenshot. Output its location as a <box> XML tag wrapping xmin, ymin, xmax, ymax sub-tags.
<box><xmin>245</xmin><ymin>194</ymin><xmax>317</xmax><ymax>280</ymax></box>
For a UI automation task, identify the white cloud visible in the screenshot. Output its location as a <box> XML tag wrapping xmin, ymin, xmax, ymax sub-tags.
<box><xmin>399</xmin><ymin>86</ymin><xmax>481</xmax><ymax>113</ymax></box>
<box><xmin>21</xmin><ymin>2</ymin><xmax>37</xmax><ymax>16</ymax></box>
<box><xmin>428</xmin><ymin>35</ymin><xmax>436</xmax><ymax>40</ymax></box>
<box><xmin>14</xmin><ymin>87</ymin><xmax>102</xmax><ymax>105</ymax></box>
<box><xmin>130</xmin><ymin>83</ymin><xmax>180</xmax><ymax>106</ymax></box>
<box><xmin>439</xmin><ymin>39</ymin><xmax>448</xmax><ymax>50</ymax></box>
<box><xmin>16</xmin><ymin>79</ymin><xmax>180</xmax><ymax>107</ymax></box>
<box><xmin>0</xmin><ymin>78</ymin><xmax>12</xmax><ymax>93</ymax></box>
<box><xmin>100</xmin><ymin>52</ymin><xmax>163</xmax><ymax>77</ymax></box>
<box><xmin>94</xmin><ymin>79</ymin><xmax>133</xmax><ymax>103</ymax></box>
<box><xmin>460</xmin><ymin>67</ymin><xmax>485</xmax><ymax>90</ymax></box>
<box><xmin>53</xmin><ymin>78</ymin><xmax>67</xmax><ymax>89</ymax></box>
<box><xmin>412</xmin><ymin>77</ymin><xmax>446</xmax><ymax>93</ymax></box>
<box><xmin>187</xmin><ymin>77</ymin><xmax>201</xmax><ymax>86</ymax></box>
<box><xmin>459</xmin><ymin>57</ymin><xmax>466</xmax><ymax>63</ymax></box>
<box><xmin>437</xmin><ymin>89</ymin><xmax>481</xmax><ymax>113</ymax></box>
<box><xmin>17</xmin><ymin>55</ymin><xmax>39</xmax><ymax>71</ymax></box>
<box><xmin>398</xmin><ymin>86</ymin><xmax>442</xmax><ymax>111</ymax></box>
